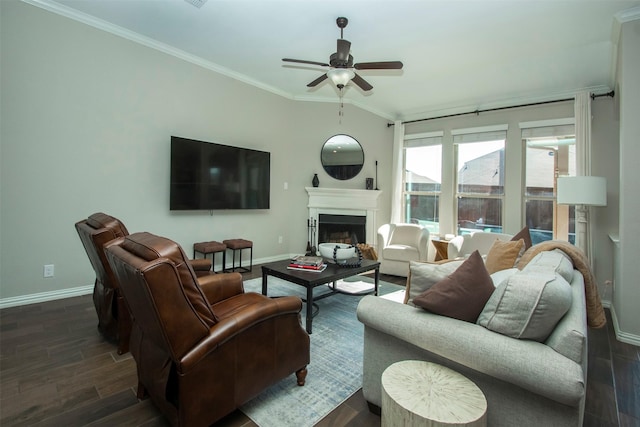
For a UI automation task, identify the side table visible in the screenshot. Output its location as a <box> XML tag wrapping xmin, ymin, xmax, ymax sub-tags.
<box><xmin>381</xmin><ymin>360</ymin><xmax>486</xmax><ymax>427</ymax></box>
<box><xmin>431</xmin><ymin>238</ymin><xmax>449</xmax><ymax>261</ymax></box>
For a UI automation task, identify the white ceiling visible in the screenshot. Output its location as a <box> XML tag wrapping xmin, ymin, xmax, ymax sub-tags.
<box><xmin>34</xmin><ymin>0</ymin><xmax>640</xmax><ymax>120</ymax></box>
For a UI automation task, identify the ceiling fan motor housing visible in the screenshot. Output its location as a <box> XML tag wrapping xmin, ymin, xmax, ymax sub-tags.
<box><xmin>330</xmin><ymin>53</ymin><xmax>353</xmax><ymax>68</ymax></box>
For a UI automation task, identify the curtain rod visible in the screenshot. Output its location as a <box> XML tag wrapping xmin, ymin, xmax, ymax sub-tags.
<box><xmin>388</xmin><ymin>90</ymin><xmax>615</xmax><ymax>127</ymax></box>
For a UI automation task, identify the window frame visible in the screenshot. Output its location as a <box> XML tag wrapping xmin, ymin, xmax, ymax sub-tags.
<box><xmin>521</xmin><ymin>120</ymin><xmax>576</xmax><ymax>243</ymax></box>
<box><xmin>453</xmin><ymin>126</ymin><xmax>508</xmax><ymax>234</ymax></box>
<box><xmin>401</xmin><ymin>132</ymin><xmax>443</xmax><ymax>233</ymax></box>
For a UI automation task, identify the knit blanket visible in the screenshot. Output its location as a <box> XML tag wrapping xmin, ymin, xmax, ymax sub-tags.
<box><xmin>517</xmin><ymin>240</ymin><xmax>606</xmax><ymax>328</ymax></box>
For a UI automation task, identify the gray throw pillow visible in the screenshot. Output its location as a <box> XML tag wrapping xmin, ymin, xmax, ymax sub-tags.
<box><xmin>404</xmin><ymin>259</ymin><xmax>464</xmax><ymax>305</ymax></box>
<box><xmin>477</xmin><ymin>271</ymin><xmax>573</xmax><ymax>342</ymax></box>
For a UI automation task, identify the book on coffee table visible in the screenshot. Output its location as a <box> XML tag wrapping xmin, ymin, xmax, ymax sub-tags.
<box><xmin>291</xmin><ymin>255</ymin><xmax>324</xmax><ymax>267</ymax></box>
<box><xmin>287</xmin><ymin>263</ymin><xmax>327</xmax><ymax>272</ymax></box>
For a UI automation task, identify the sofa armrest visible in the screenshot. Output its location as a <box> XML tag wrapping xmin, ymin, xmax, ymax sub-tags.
<box><xmin>417</xmin><ymin>228</ymin><xmax>431</xmax><ymax>261</ymax></box>
<box><xmin>198</xmin><ymin>272</ymin><xmax>244</xmax><ymax>305</ymax></box>
<box><xmin>447</xmin><ymin>235</ymin><xmax>464</xmax><ymax>259</ymax></box>
<box><xmin>357</xmin><ymin>296</ymin><xmax>585</xmax><ymax>406</ymax></box>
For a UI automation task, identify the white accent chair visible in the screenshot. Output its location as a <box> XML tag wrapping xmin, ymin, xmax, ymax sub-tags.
<box><xmin>447</xmin><ymin>231</ymin><xmax>513</xmax><ymax>259</ymax></box>
<box><xmin>377</xmin><ymin>224</ymin><xmax>430</xmax><ymax>277</ymax></box>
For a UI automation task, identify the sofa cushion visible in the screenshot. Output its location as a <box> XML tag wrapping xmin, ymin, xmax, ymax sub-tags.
<box><xmin>521</xmin><ymin>249</ymin><xmax>574</xmax><ymax>283</ymax></box>
<box><xmin>413</xmin><ymin>251</ymin><xmax>494</xmax><ymax>322</ymax></box>
<box><xmin>477</xmin><ymin>271</ymin><xmax>573</xmax><ymax>342</ymax></box>
<box><xmin>485</xmin><ymin>239</ymin><xmax>524</xmax><ymax>274</ymax></box>
<box><xmin>404</xmin><ymin>259</ymin><xmax>464</xmax><ymax>305</ymax></box>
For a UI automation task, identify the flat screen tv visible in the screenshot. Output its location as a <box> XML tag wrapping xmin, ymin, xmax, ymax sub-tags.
<box><xmin>170</xmin><ymin>136</ymin><xmax>270</xmax><ymax>210</ymax></box>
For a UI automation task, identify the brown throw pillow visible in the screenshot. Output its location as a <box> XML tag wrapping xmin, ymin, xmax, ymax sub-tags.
<box><xmin>511</xmin><ymin>226</ymin><xmax>533</xmax><ymax>250</ymax></box>
<box><xmin>413</xmin><ymin>250</ymin><xmax>494</xmax><ymax>323</ymax></box>
<box><xmin>485</xmin><ymin>239</ymin><xmax>524</xmax><ymax>274</ymax></box>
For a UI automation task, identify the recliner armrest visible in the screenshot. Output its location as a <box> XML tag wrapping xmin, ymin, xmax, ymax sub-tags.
<box><xmin>180</xmin><ymin>294</ymin><xmax>303</xmax><ymax>371</ymax></box>
<box><xmin>198</xmin><ymin>272</ymin><xmax>244</xmax><ymax>305</ymax></box>
<box><xmin>190</xmin><ymin>258</ymin><xmax>213</xmax><ymax>272</ymax></box>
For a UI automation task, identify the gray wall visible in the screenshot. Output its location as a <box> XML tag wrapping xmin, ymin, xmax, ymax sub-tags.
<box><xmin>614</xmin><ymin>18</ymin><xmax>640</xmax><ymax>343</ymax></box>
<box><xmin>0</xmin><ymin>1</ymin><xmax>392</xmax><ymax>301</ymax></box>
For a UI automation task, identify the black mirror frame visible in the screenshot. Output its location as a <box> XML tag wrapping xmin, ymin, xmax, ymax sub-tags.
<box><xmin>320</xmin><ymin>134</ymin><xmax>364</xmax><ymax>181</ymax></box>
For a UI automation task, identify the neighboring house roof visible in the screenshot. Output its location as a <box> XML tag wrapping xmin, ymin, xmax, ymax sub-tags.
<box><xmin>458</xmin><ymin>149</ymin><xmax>504</xmax><ymax>187</ymax></box>
<box><xmin>458</xmin><ymin>145</ymin><xmax>576</xmax><ymax>188</ymax></box>
<box><xmin>405</xmin><ymin>170</ymin><xmax>438</xmax><ymax>184</ymax></box>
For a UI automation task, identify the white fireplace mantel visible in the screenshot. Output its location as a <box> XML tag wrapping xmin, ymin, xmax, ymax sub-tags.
<box><xmin>306</xmin><ymin>187</ymin><xmax>382</xmax><ymax>245</ymax></box>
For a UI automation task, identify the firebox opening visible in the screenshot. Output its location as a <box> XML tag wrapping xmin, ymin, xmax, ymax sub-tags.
<box><xmin>318</xmin><ymin>214</ymin><xmax>366</xmax><ymax>245</ymax></box>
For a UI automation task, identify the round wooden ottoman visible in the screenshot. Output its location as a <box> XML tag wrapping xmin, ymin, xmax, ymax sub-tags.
<box><xmin>381</xmin><ymin>360</ymin><xmax>487</xmax><ymax>427</ymax></box>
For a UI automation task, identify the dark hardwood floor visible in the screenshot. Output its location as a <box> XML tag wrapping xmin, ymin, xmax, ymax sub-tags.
<box><xmin>1</xmin><ymin>265</ymin><xmax>638</xmax><ymax>426</ymax></box>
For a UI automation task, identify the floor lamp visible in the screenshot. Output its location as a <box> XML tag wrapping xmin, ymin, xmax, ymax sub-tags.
<box><xmin>556</xmin><ymin>176</ymin><xmax>607</xmax><ymax>259</ymax></box>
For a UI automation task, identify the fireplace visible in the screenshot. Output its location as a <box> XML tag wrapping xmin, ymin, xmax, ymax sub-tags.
<box><xmin>306</xmin><ymin>187</ymin><xmax>382</xmax><ymax>246</ymax></box>
<box><xmin>318</xmin><ymin>214</ymin><xmax>366</xmax><ymax>244</ymax></box>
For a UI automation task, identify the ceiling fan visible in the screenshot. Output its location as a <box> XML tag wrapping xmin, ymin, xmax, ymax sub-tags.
<box><xmin>282</xmin><ymin>17</ymin><xmax>403</xmax><ymax>92</ymax></box>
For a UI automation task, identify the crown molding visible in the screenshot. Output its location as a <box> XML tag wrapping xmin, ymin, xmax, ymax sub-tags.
<box><xmin>615</xmin><ymin>5</ymin><xmax>640</xmax><ymax>23</ymax></box>
<box><xmin>22</xmin><ymin>0</ymin><xmax>293</xmax><ymax>99</ymax></box>
<box><xmin>22</xmin><ymin>0</ymin><xmax>396</xmax><ymax>121</ymax></box>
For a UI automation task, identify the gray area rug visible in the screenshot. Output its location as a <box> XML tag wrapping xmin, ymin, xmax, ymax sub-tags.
<box><xmin>240</xmin><ymin>275</ymin><xmax>403</xmax><ymax>427</ymax></box>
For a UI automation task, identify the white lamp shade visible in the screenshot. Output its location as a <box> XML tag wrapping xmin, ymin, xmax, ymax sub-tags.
<box><xmin>327</xmin><ymin>68</ymin><xmax>355</xmax><ymax>87</ymax></box>
<box><xmin>557</xmin><ymin>176</ymin><xmax>607</xmax><ymax>206</ymax></box>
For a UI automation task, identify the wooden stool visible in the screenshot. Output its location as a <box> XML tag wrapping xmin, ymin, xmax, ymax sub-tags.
<box><xmin>193</xmin><ymin>241</ymin><xmax>227</xmax><ymax>273</ymax></box>
<box><xmin>381</xmin><ymin>360</ymin><xmax>486</xmax><ymax>427</ymax></box>
<box><xmin>223</xmin><ymin>239</ymin><xmax>253</xmax><ymax>273</ymax></box>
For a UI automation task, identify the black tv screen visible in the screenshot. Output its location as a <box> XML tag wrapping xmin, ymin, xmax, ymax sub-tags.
<box><xmin>170</xmin><ymin>136</ymin><xmax>270</xmax><ymax>210</ymax></box>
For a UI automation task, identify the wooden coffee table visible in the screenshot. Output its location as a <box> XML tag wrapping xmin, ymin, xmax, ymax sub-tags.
<box><xmin>261</xmin><ymin>258</ymin><xmax>380</xmax><ymax>334</ymax></box>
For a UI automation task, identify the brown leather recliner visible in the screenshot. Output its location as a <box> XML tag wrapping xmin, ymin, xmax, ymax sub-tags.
<box><xmin>104</xmin><ymin>232</ymin><xmax>310</xmax><ymax>427</ymax></box>
<box><xmin>75</xmin><ymin>213</ymin><xmax>212</xmax><ymax>354</ymax></box>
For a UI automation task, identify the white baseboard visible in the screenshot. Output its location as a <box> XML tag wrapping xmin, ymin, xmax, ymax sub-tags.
<box><xmin>0</xmin><ymin>285</ymin><xmax>94</xmax><ymax>309</ymax></box>
<box><xmin>609</xmin><ymin>305</ymin><xmax>640</xmax><ymax>347</ymax></box>
<box><xmin>0</xmin><ymin>254</ymin><xmax>296</xmax><ymax>310</ymax></box>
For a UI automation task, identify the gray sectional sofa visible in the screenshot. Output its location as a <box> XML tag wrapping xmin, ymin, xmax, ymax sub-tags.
<box><xmin>357</xmin><ymin>248</ymin><xmax>589</xmax><ymax>426</ymax></box>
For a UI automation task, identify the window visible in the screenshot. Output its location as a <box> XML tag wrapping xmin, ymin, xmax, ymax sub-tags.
<box><xmin>402</xmin><ymin>132</ymin><xmax>442</xmax><ymax>235</ymax></box>
<box><xmin>522</xmin><ymin>122</ymin><xmax>576</xmax><ymax>244</ymax></box>
<box><xmin>454</xmin><ymin>127</ymin><xmax>507</xmax><ymax>235</ymax></box>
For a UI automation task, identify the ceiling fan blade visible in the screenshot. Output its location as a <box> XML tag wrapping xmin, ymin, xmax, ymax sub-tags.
<box><xmin>336</xmin><ymin>39</ymin><xmax>351</xmax><ymax>62</ymax></box>
<box><xmin>354</xmin><ymin>61</ymin><xmax>403</xmax><ymax>70</ymax></box>
<box><xmin>307</xmin><ymin>74</ymin><xmax>328</xmax><ymax>87</ymax></box>
<box><xmin>283</xmin><ymin>58</ymin><xmax>330</xmax><ymax>67</ymax></box>
<box><xmin>351</xmin><ymin>73</ymin><xmax>373</xmax><ymax>91</ymax></box>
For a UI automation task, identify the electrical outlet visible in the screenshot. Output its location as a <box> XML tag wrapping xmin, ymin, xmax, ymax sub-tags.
<box><xmin>278</xmin><ymin>236</ymin><xmax>283</xmax><ymax>244</ymax></box>
<box><xmin>44</xmin><ymin>264</ymin><xmax>54</xmax><ymax>278</ymax></box>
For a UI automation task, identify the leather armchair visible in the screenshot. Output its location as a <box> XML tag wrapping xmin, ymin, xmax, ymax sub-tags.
<box><xmin>105</xmin><ymin>232</ymin><xmax>310</xmax><ymax>427</ymax></box>
<box><xmin>377</xmin><ymin>223</ymin><xmax>430</xmax><ymax>277</ymax></box>
<box><xmin>75</xmin><ymin>213</ymin><xmax>132</xmax><ymax>354</ymax></box>
<box><xmin>75</xmin><ymin>212</ymin><xmax>212</xmax><ymax>354</ymax></box>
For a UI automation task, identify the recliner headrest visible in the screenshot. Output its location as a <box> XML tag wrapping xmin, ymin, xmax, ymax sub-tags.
<box><xmin>87</xmin><ymin>212</ymin><xmax>129</xmax><ymax>238</ymax></box>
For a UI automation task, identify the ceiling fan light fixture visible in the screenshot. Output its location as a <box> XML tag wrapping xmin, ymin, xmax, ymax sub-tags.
<box><xmin>327</xmin><ymin>68</ymin><xmax>355</xmax><ymax>88</ymax></box>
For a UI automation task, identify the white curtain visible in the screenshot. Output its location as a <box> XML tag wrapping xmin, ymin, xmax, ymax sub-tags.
<box><xmin>575</xmin><ymin>92</ymin><xmax>592</xmax><ymax>176</ymax></box>
<box><xmin>574</xmin><ymin>92</ymin><xmax>593</xmax><ymax>260</ymax></box>
<box><xmin>390</xmin><ymin>120</ymin><xmax>404</xmax><ymax>224</ymax></box>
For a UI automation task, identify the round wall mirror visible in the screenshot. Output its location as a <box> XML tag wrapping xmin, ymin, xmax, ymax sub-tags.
<box><xmin>321</xmin><ymin>134</ymin><xmax>364</xmax><ymax>180</ymax></box>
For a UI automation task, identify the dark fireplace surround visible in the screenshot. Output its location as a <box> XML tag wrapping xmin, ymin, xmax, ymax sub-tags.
<box><xmin>318</xmin><ymin>214</ymin><xmax>366</xmax><ymax>245</ymax></box>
